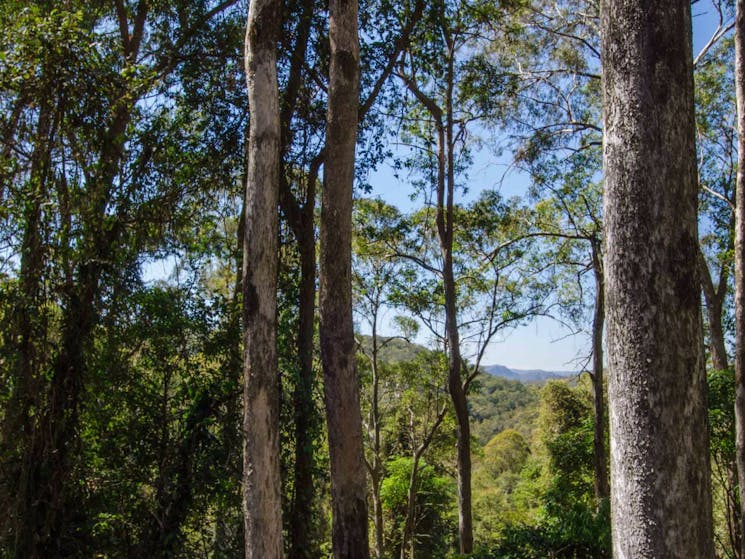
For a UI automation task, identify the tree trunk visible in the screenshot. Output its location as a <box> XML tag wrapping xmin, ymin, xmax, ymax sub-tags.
<box><xmin>699</xmin><ymin>247</ymin><xmax>730</xmax><ymax>371</ymax></box>
<box><xmin>9</xmin><ymin>95</ymin><xmax>53</xmax><ymax>558</ymax></box>
<box><xmin>278</xmin><ymin>3</ymin><xmax>319</xmax><ymax>554</ymax></box>
<box><xmin>443</xmin><ymin>274</ymin><xmax>473</xmax><ymax>556</ymax></box>
<box><xmin>319</xmin><ymin>0</ymin><xmax>369</xmax><ymax>557</ymax></box>
<box><xmin>440</xmin><ymin>35</ymin><xmax>473</xmax><ymax>554</ymax></box>
<box><xmin>289</xmin><ymin>219</ymin><xmax>318</xmax><ymax>559</ymax></box>
<box><xmin>400</xmin><ymin>454</ymin><xmax>421</xmax><ymax>559</ymax></box>
<box><xmin>735</xmin><ymin>2</ymin><xmax>745</xmax><ymax>558</ymax></box>
<box><xmin>242</xmin><ymin>0</ymin><xmax>283</xmax><ymax>557</ymax></box>
<box><xmin>371</xmin><ymin>469</ymin><xmax>385</xmax><ymax>559</ymax></box>
<box><xmin>601</xmin><ymin>0</ymin><xmax>715</xmax><ymax>556</ymax></box>
<box><xmin>371</xmin><ymin>327</ymin><xmax>385</xmax><ymax>559</ymax></box>
<box><xmin>590</xmin><ymin>241</ymin><xmax>609</xmax><ymax>506</ymax></box>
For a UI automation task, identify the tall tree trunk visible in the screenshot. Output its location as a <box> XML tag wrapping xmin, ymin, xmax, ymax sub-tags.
<box><xmin>277</xmin><ymin>3</ymin><xmax>319</xmax><ymax>553</ymax></box>
<box><xmin>601</xmin><ymin>0</ymin><xmax>715</xmax><ymax>556</ymax></box>
<box><xmin>370</xmin><ymin>312</ymin><xmax>385</xmax><ymax>559</ymax></box>
<box><xmin>734</xmin><ymin>2</ymin><xmax>745</xmax><ymax>558</ymax></box>
<box><xmin>590</xmin><ymin>241</ymin><xmax>609</xmax><ymax>506</ymax></box>
<box><xmin>440</xmin><ymin>33</ymin><xmax>473</xmax><ymax>554</ymax></box>
<box><xmin>400</xmin><ymin>454</ymin><xmax>421</xmax><ymax>559</ymax></box>
<box><xmin>443</xmin><ymin>266</ymin><xmax>473</xmax><ymax>556</ymax></box>
<box><xmin>242</xmin><ymin>0</ymin><xmax>283</xmax><ymax>557</ymax></box>
<box><xmin>319</xmin><ymin>0</ymin><xmax>369</xmax><ymax>556</ymax></box>
<box><xmin>11</xmin><ymin>96</ymin><xmax>56</xmax><ymax>559</ymax></box>
<box><xmin>289</xmin><ymin>218</ymin><xmax>318</xmax><ymax>559</ymax></box>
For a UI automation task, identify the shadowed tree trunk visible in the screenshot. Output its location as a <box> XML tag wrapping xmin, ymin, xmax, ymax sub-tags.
<box><xmin>242</xmin><ymin>0</ymin><xmax>283</xmax><ymax>556</ymax></box>
<box><xmin>735</xmin><ymin>1</ymin><xmax>745</xmax><ymax>558</ymax></box>
<box><xmin>601</xmin><ymin>0</ymin><xmax>715</xmax><ymax>556</ymax></box>
<box><xmin>319</xmin><ymin>0</ymin><xmax>370</xmax><ymax>556</ymax></box>
<box><xmin>275</xmin><ymin>2</ymin><xmax>320</xmax><ymax>553</ymax></box>
<box><xmin>441</xmin><ymin>30</ymin><xmax>473</xmax><ymax>554</ymax></box>
<box><xmin>589</xmin><ymin>240</ymin><xmax>609</xmax><ymax>506</ymax></box>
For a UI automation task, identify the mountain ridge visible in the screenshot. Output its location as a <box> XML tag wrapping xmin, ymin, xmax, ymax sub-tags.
<box><xmin>481</xmin><ymin>363</ymin><xmax>576</xmax><ymax>383</ymax></box>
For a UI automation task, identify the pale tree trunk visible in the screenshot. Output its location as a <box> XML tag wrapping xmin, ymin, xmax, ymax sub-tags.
<box><xmin>242</xmin><ymin>0</ymin><xmax>283</xmax><ymax>557</ymax></box>
<box><xmin>734</xmin><ymin>2</ymin><xmax>745</xmax><ymax>559</ymax></box>
<box><xmin>600</xmin><ymin>0</ymin><xmax>715</xmax><ymax>557</ymax></box>
<box><xmin>319</xmin><ymin>0</ymin><xmax>370</xmax><ymax>557</ymax></box>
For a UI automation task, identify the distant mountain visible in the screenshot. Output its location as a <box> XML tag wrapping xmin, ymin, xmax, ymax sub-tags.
<box><xmin>356</xmin><ymin>335</ymin><xmax>576</xmax><ymax>383</ymax></box>
<box><xmin>481</xmin><ymin>364</ymin><xmax>576</xmax><ymax>383</ymax></box>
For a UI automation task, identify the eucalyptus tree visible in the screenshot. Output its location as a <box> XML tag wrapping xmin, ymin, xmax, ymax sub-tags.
<box><xmin>391</xmin><ymin>2</ymin><xmax>515</xmax><ymax>550</ymax></box>
<box><xmin>242</xmin><ymin>0</ymin><xmax>283</xmax><ymax>556</ymax></box>
<box><xmin>601</xmin><ymin>0</ymin><xmax>715</xmax><ymax>555</ymax></box>
<box><xmin>318</xmin><ymin>0</ymin><xmax>371</xmax><ymax>556</ymax></box>
<box><xmin>736</xmin><ymin>1</ymin><xmax>745</xmax><ymax>557</ymax></box>
<box><xmin>504</xmin><ymin>0</ymin><xmax>737</xmax><ymax>515</ymax></box>
<box><xmin>389</xmin><ymin>191</ymin><xmax>545</xmax><ymax>553</ymax></box>
<box><xmin>274</xmin><ymin>3</ymin><xmax>425</xmax><ymax>553</ymax></box>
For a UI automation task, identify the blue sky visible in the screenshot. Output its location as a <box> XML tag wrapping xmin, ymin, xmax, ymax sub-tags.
<box><xmin>358</xmin><ymin>4</ymin><xmax>731</xmax><ymax>372</ymax></box>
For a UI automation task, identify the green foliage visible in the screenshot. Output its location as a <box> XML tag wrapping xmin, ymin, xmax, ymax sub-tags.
<box><xmin>709</xmin><ymin>369</ymin><xmax>736</xmax><ymax>463</ymax></box>
<box><xmin>381</xmin><ymin>456</ymin><xmax>457</xmax><ymax>558</ymax></box>
<box><xmin>707</xmin><ymin>369</ymin><xmax>740</xmax><ymax>559</ymax></box>
<box><xmin>0</xmin><ymin>0</ymin><xmax>734</xmax><ymax>557</ymax></box>
<box><xmin>472</xmin><ymin>381</ymin><xmax>609</xmax><ymax>558</ymax></box>
<box><xmin>80</xmin><ymin>285</ymin><xmax>243</xmax><ymax>557</ymax></box>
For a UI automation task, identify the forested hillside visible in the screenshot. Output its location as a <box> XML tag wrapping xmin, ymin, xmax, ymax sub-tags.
<box><xmin>0</xmin><ymin>0</ymin><xmax>741</xmax><ymax>558</ymax></box>
<box><xmin>358</xmin><ymin>334</ymin><xmax>543</xmax><ymax>444</ymax></box>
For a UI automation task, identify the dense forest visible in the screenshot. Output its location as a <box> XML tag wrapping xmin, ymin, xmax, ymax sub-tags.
<box><xmin>0</xmin><ymin>0</ymin><xmax>742</xmax><ymax>557</ymax></box>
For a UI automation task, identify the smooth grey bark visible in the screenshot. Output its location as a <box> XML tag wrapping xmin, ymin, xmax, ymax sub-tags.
<box><xmin>319</xmin><ymin>0</ymin><xmax>370</xmax><ymax>557</ymax></box>
<box><xmin>735</xmin><ymin>2</ymin><xmax>745</xmax><ymax>558</ymax></box>
<box><xmin>242</xmin><ymin>0</ymin><xmax>283</xmax><ymax>557</ymax></box>
<box><xmin>600</xmin><ymin>0</ymin><xmax>715</xmax><ymax>557</ymax></box>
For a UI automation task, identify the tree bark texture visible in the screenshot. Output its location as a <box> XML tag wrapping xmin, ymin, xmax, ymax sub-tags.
<box><xmin>601</xmin><ymin>0</ymin><xmax>715</xmax><ymax>557</ymax></box>
<box><xmin>734</xmin><ymin>1</ymin><xmax>745</xmax><ymax>558</ymax></box>
<box><xmin>319</xmin><ymin>0</ymin><xmax>370</xmax><ymax>557</ymax></box>
<box><xmin>242</xmin><ymin>0</ymin><xmax>283</xmax><ymax>557</ymax></box>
